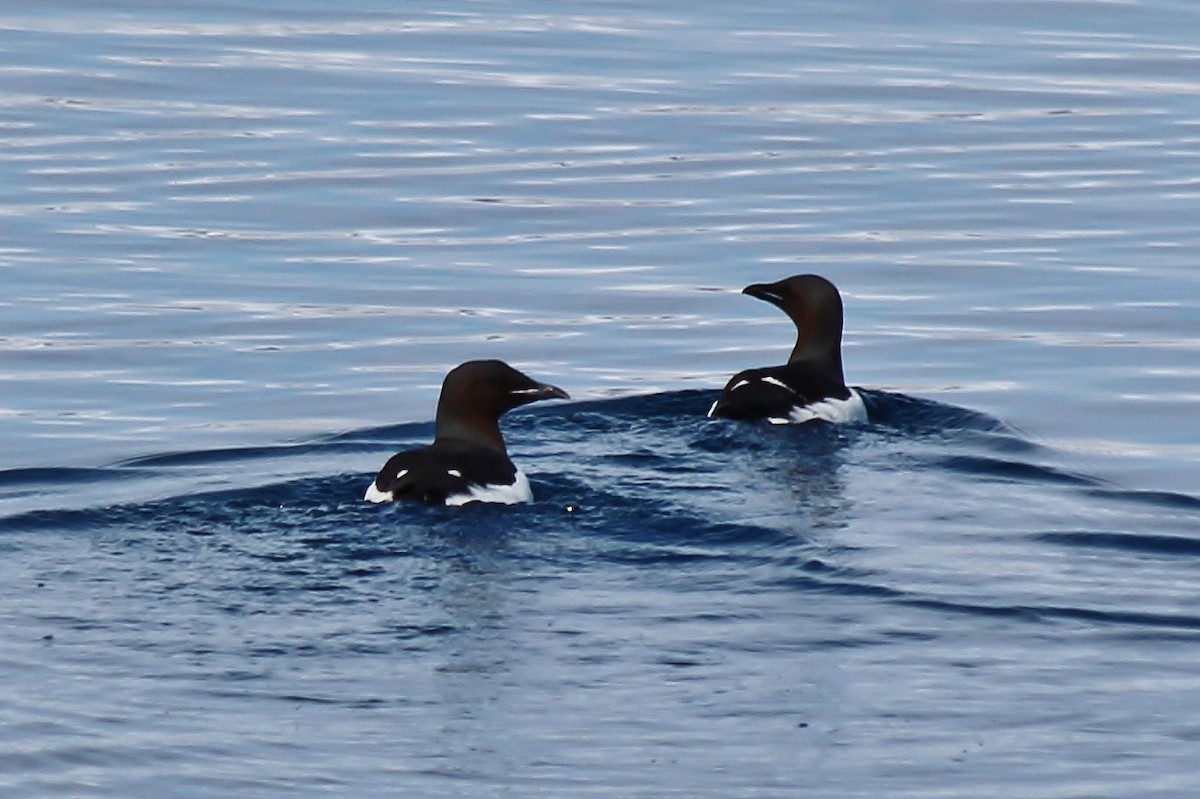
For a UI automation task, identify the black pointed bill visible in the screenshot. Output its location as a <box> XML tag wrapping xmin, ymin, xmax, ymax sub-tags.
<box><xmin>742</xmin><ymin>283</ymin><xmax>786</xmax><ymax>307</ymax></box>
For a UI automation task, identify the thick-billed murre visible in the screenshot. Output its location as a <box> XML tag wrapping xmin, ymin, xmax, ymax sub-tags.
<box><xmin>708</xmin><ymin>274</ymin><xmax>867</xmax><ymax>425</ymax></box>
<box><xmin>364</xmin><ymin>359</ymin><xmax>568</xmax><ymax>505</ymax></box>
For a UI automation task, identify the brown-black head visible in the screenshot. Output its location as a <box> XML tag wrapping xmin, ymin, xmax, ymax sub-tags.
<box><xmin>742</xmin><ymin>274</ymin><xmax>845</xmax><ymax>366</ymax></box>
<box><xmin>435</xmin><ymin>359</ymin><xmax>569</xmax><ymax>450</ymax></box>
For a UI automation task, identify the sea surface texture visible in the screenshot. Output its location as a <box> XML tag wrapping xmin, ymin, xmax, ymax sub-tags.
<box><xmin>2</xmin><ymin>2</ymin><xmax>1199</xmax><ymax>797</ymax></box>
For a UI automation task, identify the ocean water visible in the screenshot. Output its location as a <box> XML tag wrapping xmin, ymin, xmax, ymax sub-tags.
<box><xmin>2</xmin><ymin>1</ymin><xmax>1199</xmax><ymax>797</ymax></box>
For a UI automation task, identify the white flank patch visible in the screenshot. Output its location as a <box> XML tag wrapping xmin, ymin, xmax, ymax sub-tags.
<box><xmin>363</xmin><ymin>482</ymin><xmax>394</xmax><ymax>503</ymax></box>
<box><xmin>447</xmin><ymin>469</ymin><xmax>462</xmax><ymax>478</ymax></box>
<box><xmin>786</xmin><ymin>388</ymin><xmax>868</xmax><ymax>425</ymax></box>
<box><xmin>363</xmin><ymin>468</ymin><xmax>407</xmax><ymax>503</ymax></box>
<box><xmin>445</xmin><ymin>468</ymin><xmax>533</xmax><ymax>507</ymax></box>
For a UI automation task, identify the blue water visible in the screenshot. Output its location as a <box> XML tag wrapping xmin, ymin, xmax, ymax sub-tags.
<box><xmin>3</xmin><ymin>1</ymin><xmax>1199</xmax><ymax>797</ymax></box>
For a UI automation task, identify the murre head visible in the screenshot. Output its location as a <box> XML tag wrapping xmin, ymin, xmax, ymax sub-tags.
<box><xmin>742</xmin><ymin>274</ymin><xmax>846</xmax><ymax>372</ymax></box>
<box><xmin>435</xmin><ymin>359</ymin><xmax>569</xmax><ymax>451</ymax></box>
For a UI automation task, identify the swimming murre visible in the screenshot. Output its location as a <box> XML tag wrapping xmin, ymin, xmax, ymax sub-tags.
<box><xmin>708</xmin><ymin>274</ymin><xmax>867</xmax><ymax>425</ymax></box>
<box><xmin>364</xmin><ymin>359</ymin><xmax>568</xmax><ymax>505</ymax></box>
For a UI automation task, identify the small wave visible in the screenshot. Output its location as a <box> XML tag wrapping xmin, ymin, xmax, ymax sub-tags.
<box><xmin>907</xmin><ymin>597</ymin><xmax>1200</xmax><ymax>633</ymax></box>
<box><xmin>857</xmin><ymin>389</ymin><xmax>1010</xmax><ymax>435</ymax></box>
<box><xmin>925</xmin><ymin>454</ymin><xmax>1100</xmax><ymax>487</ymax></box>
<box><xmin>1084</xmin><ymin>487</ymin><xmax>1200</xmax><ymax>512</ymax></box>
<box><xmin>1034</xmin><ymin>530</ymin><xmax>1200</xmax><ymax>557</ymax></box>
<box><xmin>0</xmin><ymin>466</ymin><xmax>133</xmax><ymax>489</ymax></box>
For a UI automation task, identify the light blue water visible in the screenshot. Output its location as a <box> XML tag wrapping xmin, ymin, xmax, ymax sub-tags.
<box><xmin>2</xmin><ymin>1</ymin><xmax>1199</xmax><ymax>797</ymax></box>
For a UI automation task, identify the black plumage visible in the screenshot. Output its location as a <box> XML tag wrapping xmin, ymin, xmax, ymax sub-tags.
<box><xmin>365</xmin><ymin>360</ymin><xmax>568</xmax><ymax>505</ymax></box>
<box><xmin>709</xmin><ymin>274</ymin><xmax>863</xmax><ymax>423</ymax></box>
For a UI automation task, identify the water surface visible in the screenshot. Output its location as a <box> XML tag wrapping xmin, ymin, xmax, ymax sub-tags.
<box><xmin>2</xmin><ymin>1</ymin><xmax>1199</xmax><ymax>796</ymax></box>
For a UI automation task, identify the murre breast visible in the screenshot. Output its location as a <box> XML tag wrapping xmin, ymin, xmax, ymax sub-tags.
<box><xmin>364</xmin><ymin>359</ymin><xmax>568</xmax><ymax>506</ymax></box>
<box><xmin>708</xmin><ymin>274</ymin><xmax>867</xmax><ymax>425</ymax></box>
